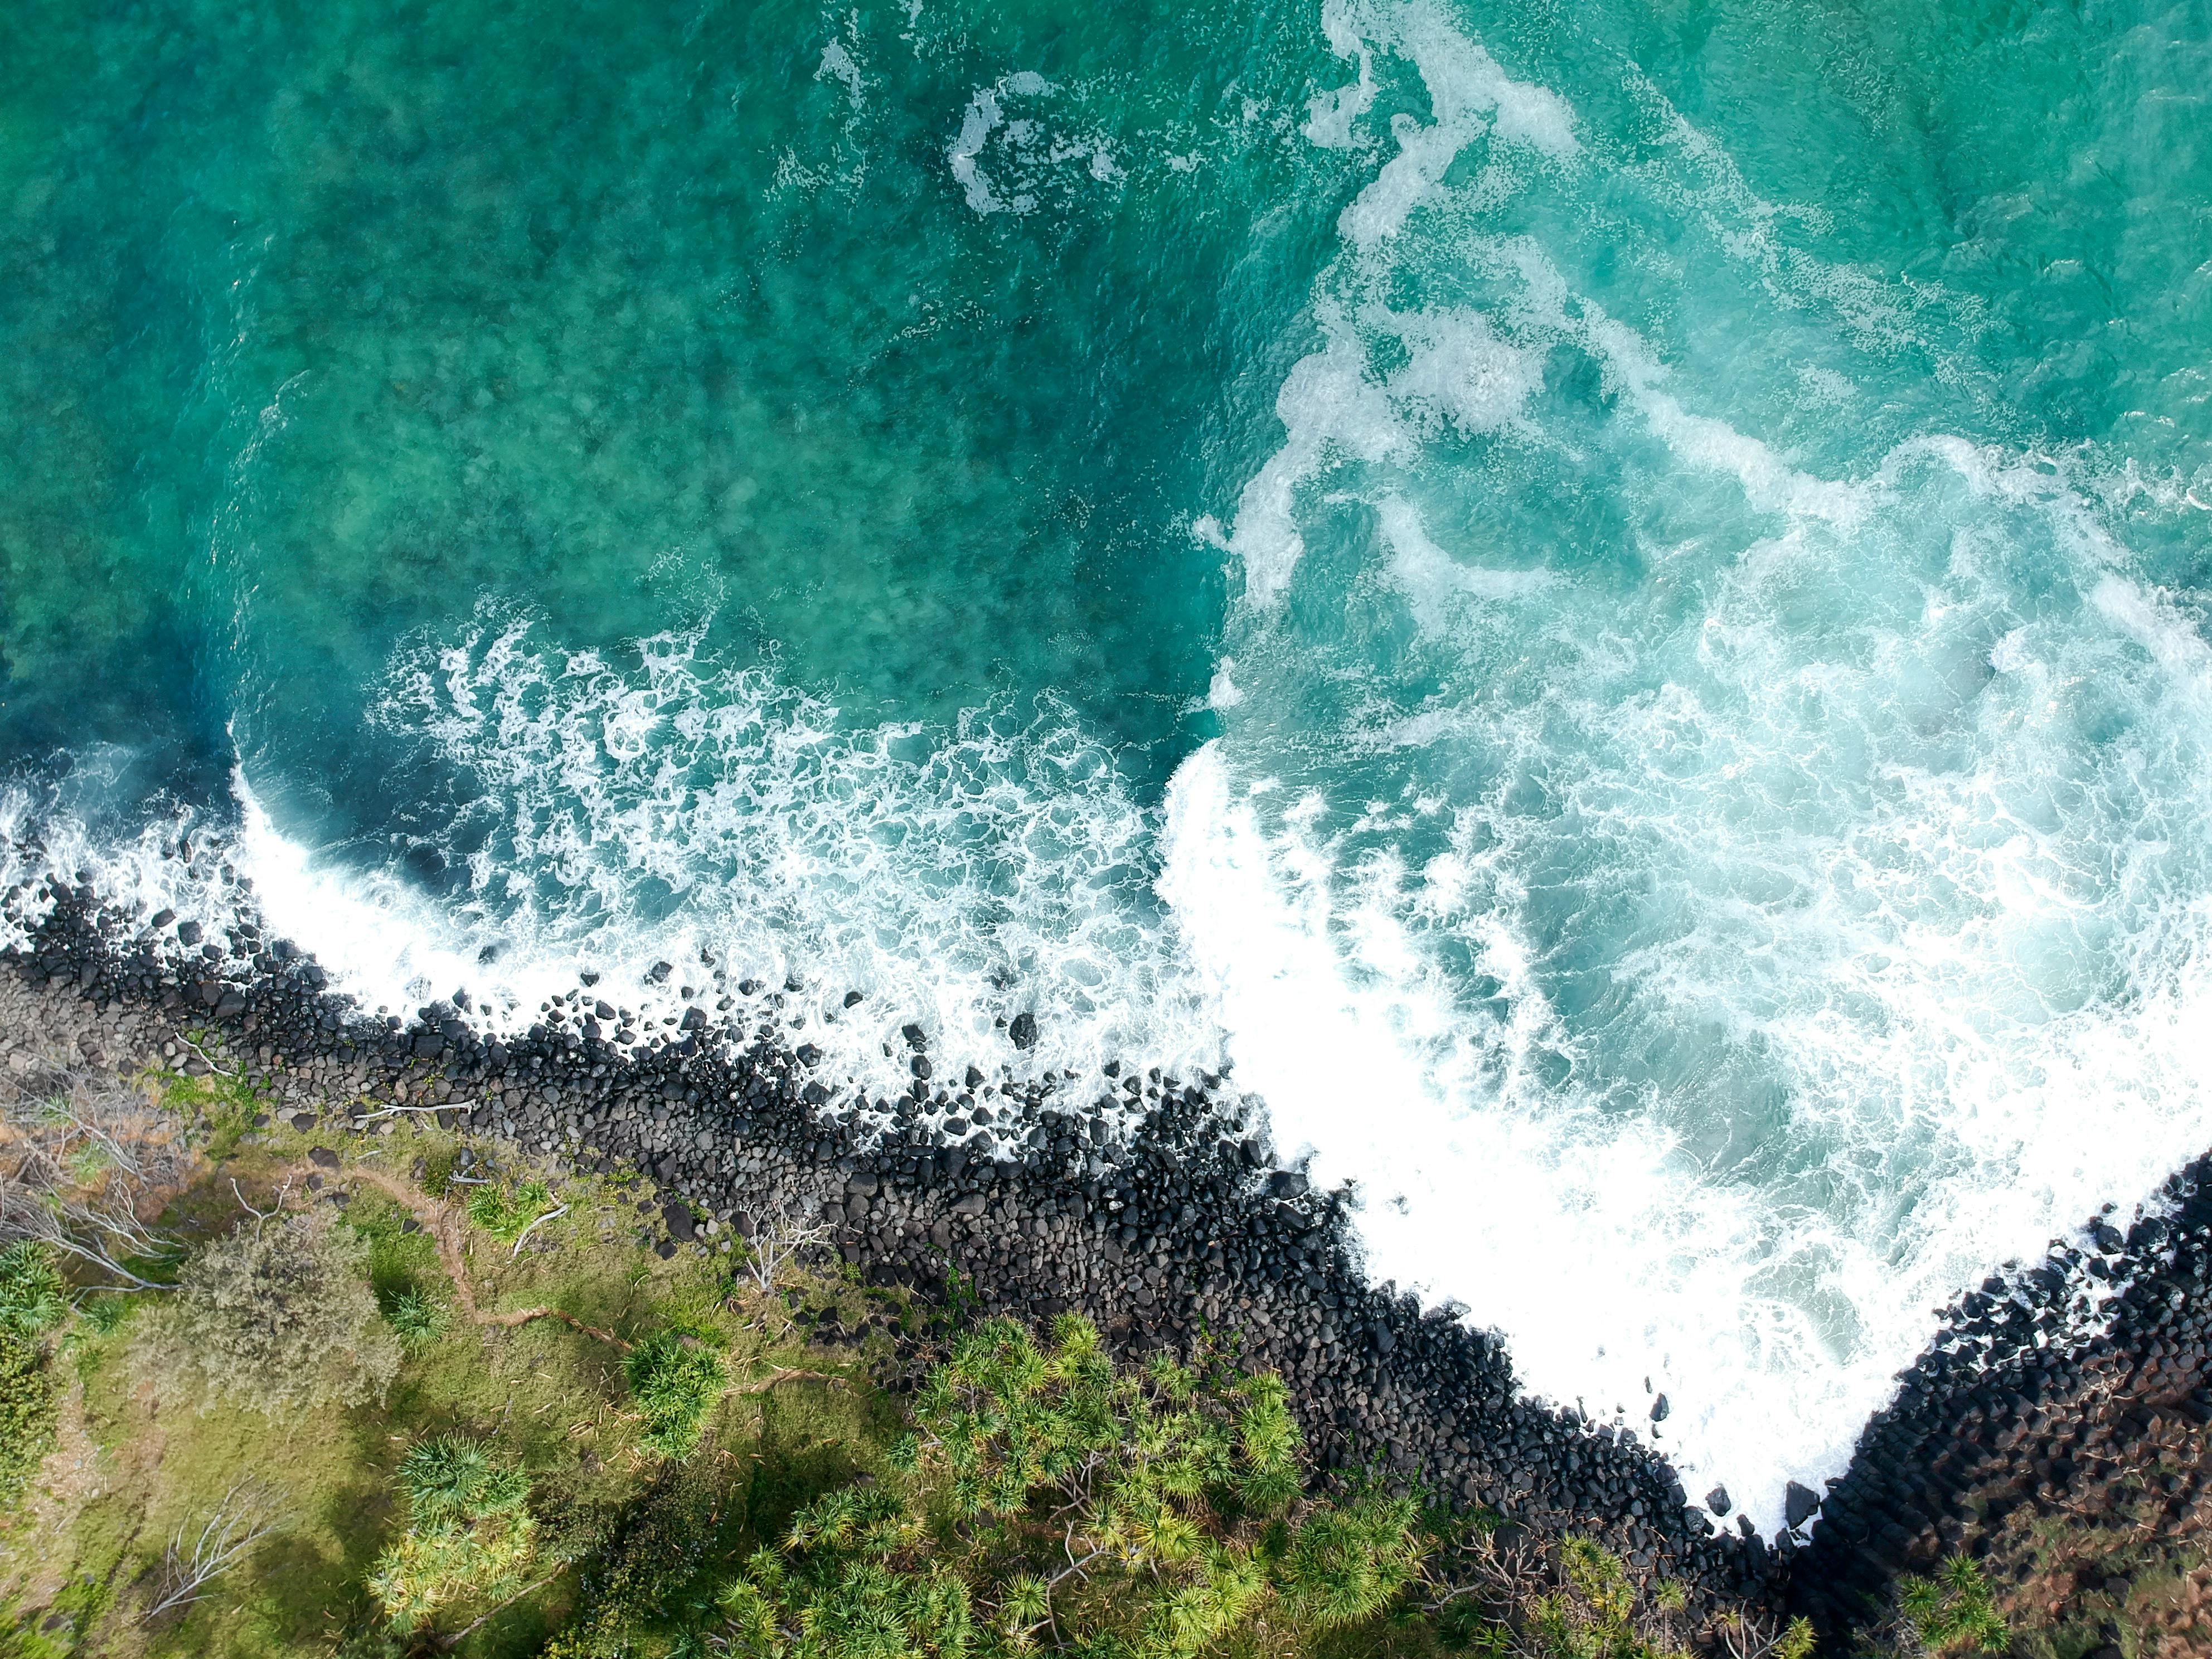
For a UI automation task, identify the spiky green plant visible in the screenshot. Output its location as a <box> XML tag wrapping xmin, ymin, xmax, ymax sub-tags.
<box><xmin>379</xmin><ymin>1284</ymin><xmax>448</xmax><ymax>1348</ymax></box>
<box><xmin>624</xmin><ymin>1332</ymin><xmax>727</xmax><ymax>1459</ymax></box>
<box><xmin>0</xmin><ymin>1243</ymin><xmax>67</xmax><ymax>1339</ymax></box>
<box><xmin>1899</xmin><ymin>1556</ymin><xmax>2008</xmax><ymax>1655</ymax></box>
<box><xmin>366</xmin><ymin>1436</ymin><xmax>538</xmax><ymax>1636</ymax></box>
<box><xmin>1276</xmin><ymin>1490</ymin><xmax>1428</xmax><ymax>1631</ymax></box>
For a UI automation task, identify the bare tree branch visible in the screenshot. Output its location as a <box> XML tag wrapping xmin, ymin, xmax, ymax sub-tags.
<box><xmin>738</xmin><ymin>1211</ymin><xmax>833</xmax><ymax>1296</ymax></box>
<box><xmin>1</xmin><ymin>1069</ymin><xmax>191</xmax><ymax>1293</ymax></box>
<box><xmin>142</xmin><ymin>1479</ymin><xmax>287</xmax><ymax>1621</ymax></box>
<box><xmin>509</xmin><ymin>1202</ymin><xmax>570</xmax><ymax>1260</ymax></box>
<box><xmin>230</xmin><ymin>1176</ymin><xmax>293</xmax><ymax>1234</ymax></box>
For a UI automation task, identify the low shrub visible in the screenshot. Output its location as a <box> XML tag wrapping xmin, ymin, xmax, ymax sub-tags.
<box><xmin>706</xmin><ymin>1314</ymin><xmax>1433</xmax><ymax>1658</ymax></box>
<box><xmin>623</xmin><ymin>1331</ymin><xmax>727</xmax><ymax>1459</ymax></box>
<box><xmin>539</xmin><ymin>1461</ymin><xmax>727</xmax><ymax>1659</ymax></box>
<box><xmin>1899</xmin><ymin>1556</ymin><xmax>2007</xmax><ymax>1656</ymax></box>
<box><xmin>0</xmin><ymin>1243</ymin><xmax>66</xmax><ymax>1511</ymax></box>
<box><xmin>136</xmin><ymin>1205</ymin><xmax>401</xmax><ymax>1415</ymax></box>
<box><xmin>0</xmin><ymin>1329</ymin><xmax>59</xmax><ymax>1513</ymax></box>
<box><xmin>366</xmin><ymin>1435</ymin><xmax>539</xmax><ymax>1637</ymax></box>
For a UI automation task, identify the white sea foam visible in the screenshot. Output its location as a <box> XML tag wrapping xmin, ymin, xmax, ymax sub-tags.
<box><xmin>817</xmin><ymin>41</ymin><xmax>866</xmax><ymax>110</ymax></box>
<box><xmin>944</xmin><ymin>72</ymin><xmax>1127</xmax><ymax>220</ymax></box>
<box><xmin>8</xmin><ymin>0</ymin><xmax>2209</xmax><ymax>1555</ymax></box>
<box><xmin>948</xmin><ymin>88</ymin><xmax>1011</xmax><ymax>214</ymax></box>
<box><xmin>1181</xmin><ymin>0</ymin><xmax>2212</xmax><ymax>1536</ymax></box>
<box><xmin>1226</xmin><ymin>327</ymin><xmax>1405</xmax><ymax>607</ymax></box>
<box><xmin>331</xmin><ymin>614</ymin><xmax>1214</xmax><ymax>1108</ymax></box>
<box><xmin>1383</xmin><ymin>307</ymin><xmax>1543</xmax><ymax>439</ymax></box>
<box><xmin>1162</xmin><ymin>520</ymin><xmax>2212</xmax><ymax>1526</ymax></box>
<box><xmin>1376</xmin><ymin>496</ymin><xmax>1553</xmax><ymax>633</ymax></box>
<box><xmin>1323</xmin><ymin>0</ymin><xmax>1575</xmax><ymax>248</ymax></box>
<box><xmin>4</xmin><ymin>615</ymin><xmax>1219</xmax><ymax>1128</ymax></box>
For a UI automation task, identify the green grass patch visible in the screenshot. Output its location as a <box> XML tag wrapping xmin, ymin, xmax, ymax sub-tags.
<box><xmin>464</xmin><ymin>1179</ymin><xmax>559</xmax><ymax>1246</ymax></box>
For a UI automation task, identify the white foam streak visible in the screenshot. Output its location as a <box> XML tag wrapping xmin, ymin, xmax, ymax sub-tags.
<box><xmin>1160</xmin><ymin>746</ymin><xmax>1885</xmax><ymax>1532</ymax></box>
<box><xmin>1377</xmin><ymin>496</ymin><xmax>1551</xmax><ymax>634</ymax></box>
<box><xmin>1194</xmin><ymin>0</ymin><xmax>2212</xmax><ymax>1532</ymax></box>
<box><xmin>1228</xmin><ymin>331</ymin><xmax>1404</xmax><ymax>607</ymax></box>
<box><xmin>1322</xmin><ymin>0</ymin><xmax>1575</xmax><ymax>247</ymax></box>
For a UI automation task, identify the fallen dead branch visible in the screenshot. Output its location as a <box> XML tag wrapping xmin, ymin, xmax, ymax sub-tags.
<box><xmin>142</xmin><ymin>1478</ymin><xmax>287</xmax><ymax>1622</ymax></box>
<box><xmin>1</xmin><ymin>1066</ymin><xmax>193</xmax><ymax>1293</ymax></box>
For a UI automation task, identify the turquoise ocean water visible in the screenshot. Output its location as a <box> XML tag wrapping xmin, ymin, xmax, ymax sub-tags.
<box><xmin>4</xmin><ymin>0</ymin><xmax>2210</xmax><ymax>1527</ymax></box>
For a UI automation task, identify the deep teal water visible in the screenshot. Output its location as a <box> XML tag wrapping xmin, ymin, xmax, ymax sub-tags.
<box><xmin>4</xmin><ymin>0</ymin><xmax>2209</xmax><ymax>1525</ymax></box>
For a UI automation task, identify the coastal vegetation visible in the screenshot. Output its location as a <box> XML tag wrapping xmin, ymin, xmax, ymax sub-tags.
<box><xmin>0</xmin><ymin>1058</ymin><xmax>1828</xmax><ymax>1659</ymax></box>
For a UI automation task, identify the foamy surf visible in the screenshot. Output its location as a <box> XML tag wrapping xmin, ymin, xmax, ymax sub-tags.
<box><xmin>3</xmin><ymin>0</ymin><xmax>2209</xmax><ymax>1556</ymax></box>
<box><xmin>1179</xmin><ymin>0</ymin><xmax>2212</xmax><ymax>1533</ymax></box>
<box><xmin>209</xmin><ymin>619</ymin><xmax>1212</xmax><ymax>1122</ymax></box>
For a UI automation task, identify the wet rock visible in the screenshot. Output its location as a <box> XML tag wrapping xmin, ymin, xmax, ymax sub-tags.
<box><xmin>0</xmin><ymin>898</ymin><xmax>1801</xmax><ymax>1628</ymax></box>
<box><xmin>1784</xmin><ymin>1481</ymin><xmax>1819</xmax><ymax>1530</ymax></box>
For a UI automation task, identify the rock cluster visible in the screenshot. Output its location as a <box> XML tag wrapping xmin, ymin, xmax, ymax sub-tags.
<box><xmin>1793</xmin><ymin>1163</ymin><xmax>2212</xmax><ymax>1645</ymax></box>
<box><xmin>23</xmin><ymin>862</ymin><xmax>2212</xmax><ymax>1641</ymax></box>
<box><xmin>2</xmin><ymin>873</ymin><xmax>1782</xmax><ymax>1627</ymax></box>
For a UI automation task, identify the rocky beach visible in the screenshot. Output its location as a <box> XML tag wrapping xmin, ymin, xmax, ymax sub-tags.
<box><xmin>12</xmin><ymin>859</ymin><xmax>2212</xmax><ymax>1652</ymax></box>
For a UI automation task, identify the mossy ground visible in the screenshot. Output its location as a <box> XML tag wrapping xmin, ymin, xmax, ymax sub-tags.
<box><xmin>0</xmin><ymin>1099</ymin><xmax>921</xmax><ymax>1659</ymax></box>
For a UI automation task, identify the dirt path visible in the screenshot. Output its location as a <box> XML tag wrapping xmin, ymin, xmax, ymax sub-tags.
<box><xmin>287</xmin><ymin>1162</ymin><xmax>637</xmax><ymax>1354</ymax></box>
<box><xmin>292</xmin><ymin>1162</ymin><xmax>849</xmax><ymax>1398</ymax></box>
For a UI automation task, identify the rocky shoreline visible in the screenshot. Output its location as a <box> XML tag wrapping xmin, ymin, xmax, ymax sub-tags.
<box><xmin>1792</xmin><ymin>1154</ymin><xmax>2212</xmax><ymax>1650</ymax></box>
<box><xmin>9</xmin><ymin>862</ymin><xmax>2212</xmax><ymax>1646</ymax></box>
